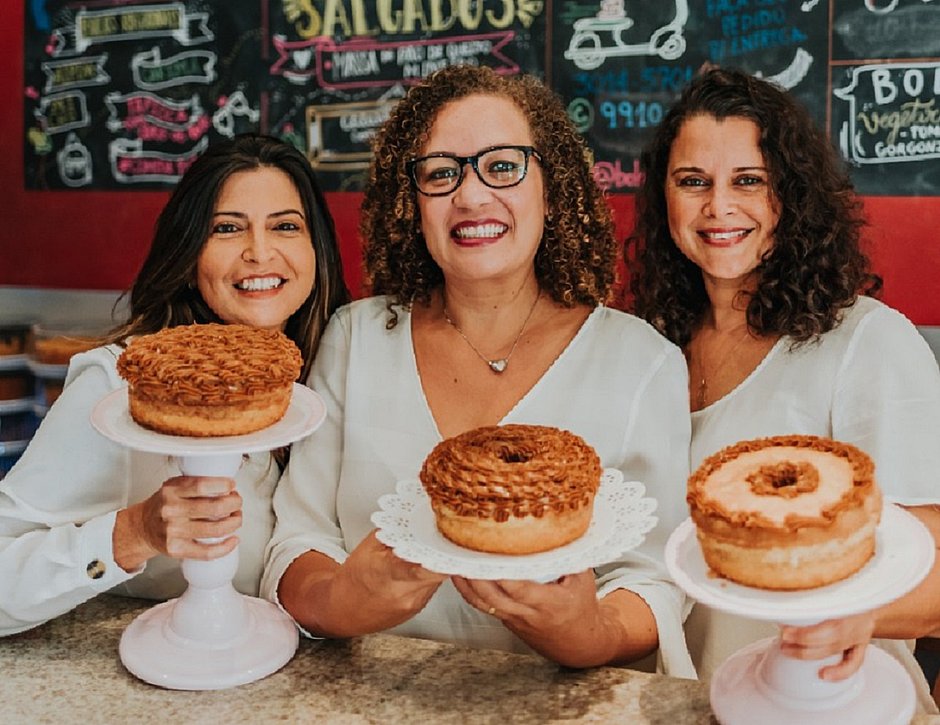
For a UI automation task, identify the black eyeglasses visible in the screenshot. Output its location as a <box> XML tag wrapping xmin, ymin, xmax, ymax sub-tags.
<box><xmin>407</xmin><ymin>145</ymin><xmax>542</xmax><ymax>197</ymax></box>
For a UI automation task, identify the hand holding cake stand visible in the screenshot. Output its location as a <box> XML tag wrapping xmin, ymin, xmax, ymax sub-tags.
<box><xmin>91</xmin><ymin>384</ymin><xmax>326</xmax><ymax>690</ymax></box>
<box><xmin>666</xmin><ymin>504</ymin><xmax>936</xmax><ymax>725</ymax></box>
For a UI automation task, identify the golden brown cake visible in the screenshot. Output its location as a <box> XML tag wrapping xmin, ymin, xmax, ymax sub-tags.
<box><xmin>419</xmin><ymin>424</ymin><xmax>602</xmax><ymax>555</ymax></box>
<box><xmin>688</xmin><ymin>435</ymin><xmax>882</xmax><ymax>590</ymax></box>
<box><xmin>116</xmin><ymin>323</ymin><xmax>302</xmax><ymax>437</ymax></box>
<box><xmin>32</xmin><ymin>335</ymin><xmax>98</xmax><ymax>365</ymax></box>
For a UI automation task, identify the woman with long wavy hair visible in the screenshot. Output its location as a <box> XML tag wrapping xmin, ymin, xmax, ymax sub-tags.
<box><xmin>629</xmin><ymin>67</ymin><xmax>940</xmax><ymax>710</ymax></box>
<box><xmin>0</xmin><ymin>134</ymin><xmax>348</xmax><ymax>636</ymax></box>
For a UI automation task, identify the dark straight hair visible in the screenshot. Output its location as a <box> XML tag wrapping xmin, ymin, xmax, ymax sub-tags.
<box><xmin>108</xmin><ymin>133</ymin><xmax>350</xmax><ymax>382</ymax></box>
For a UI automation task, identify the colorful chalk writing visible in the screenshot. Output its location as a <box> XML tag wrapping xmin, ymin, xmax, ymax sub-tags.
<box><xmin>835</xmin><ymin>62</ymin><xmax>940</xmax><ymax>163</ymax></box>
<box><xmin>24</xmin><ymin>1</ymin><xmax>261</xmax><ymax>189</ymax></box>
<box><xmin>266</xmin><ymin>0</ymin><xmax>547</xmax><ymax>189</ymax></box>
<box><xmin>831</xmin><ymin>0</ymin><xmax>940</xmax><ymax>192</ymax></box>
<box><xmin>552</xmin><ymin>0</ymin><xmax>828</xmax><ymax>191</ymax></box>
<box><xmin>21</xmin><ymin>0</ymin><xmax>940</xmax><ymax>195</ymax></box>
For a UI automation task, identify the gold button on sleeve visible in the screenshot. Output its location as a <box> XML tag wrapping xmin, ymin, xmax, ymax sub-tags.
<box><xmin>86</xmin><ymin>560</ymin><xmax>106</xmax><ymax>580</ymax></box>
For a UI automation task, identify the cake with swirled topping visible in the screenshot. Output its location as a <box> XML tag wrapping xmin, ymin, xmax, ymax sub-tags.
<box><xmin>116</xmin><ymin>323</ymin><xmax>302</xmax><ymax>437</ymax></box>
<box><xmin>419</xmin><ymin>424</ymin><xmax>602</xmax><ymax>555</ymax></box>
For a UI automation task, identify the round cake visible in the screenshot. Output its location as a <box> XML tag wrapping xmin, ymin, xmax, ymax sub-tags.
<box><xmin>32</xmin><ymin>335</ymin><xmax>98</xmax><ymax>365</ymax></box>
<box><xmin>687</xmin><ymin>435</ymin><xmax>882</xmax><ymax>590</ymax></box>
<box><xmin>116</xmin><ymin>323</ymin><xmax>302</xmax><ymax>437</ymax></box>
<box><xmin>419</xmin><ymin>424</ymin><xmax>602</xmax><ymax>555</ymax></box>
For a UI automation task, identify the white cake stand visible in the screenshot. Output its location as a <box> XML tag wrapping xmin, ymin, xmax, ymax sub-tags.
<box><xmin>666</xmin><ymin>504</ymin><xmax>935</xmax><ymax>725</ymax></box>
<box><xmin>91</xmin><ymin>384</ymin><xmax>326</xmax><ymax>690</ymax></box>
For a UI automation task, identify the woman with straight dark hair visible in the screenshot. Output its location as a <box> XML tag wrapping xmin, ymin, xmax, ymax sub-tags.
<box><xmin>0</xmin><ymin>133</ymin><xmax>349</xmax><ymax>636</ymax></box>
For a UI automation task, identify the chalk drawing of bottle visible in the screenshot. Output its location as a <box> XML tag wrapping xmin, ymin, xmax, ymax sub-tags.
<box><xmin>57</xmin><ymin>132</ymin><xmax>92</xmax><ymax>187</ymax></box>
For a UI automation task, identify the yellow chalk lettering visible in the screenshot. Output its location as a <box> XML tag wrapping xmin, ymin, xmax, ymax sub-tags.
<box><xmin>457</xmin><ymin>0</ymin><xmax>484</xmax><ymax>30</ymax></box>
<box><xmin>286</xmin><ymin>0</ymin><xmax>322</xmax><ymax>39</ymax></box>
<box><xmin>485</xmin><ymin>0</ymin><xmax>513</xmax><ymax>28</ymax></box>
<box><xmin>401</xmin><ymin>0</ymin><xmax>430</xmax><ymax>32</ymax></box>
<box><xmin>429</xmin><ymin>0</ymin><xmax>457</xmax><ymax>32</ymax></box>
<box><xmin>377</xmin><ymin>0</ymin><xmax>401</xmax><ymax>31</ymax></box>
<box><xmin>80</xmin><ymin>15</ymin><xmax>119</xmax><ymax>38</ymax></box>
<box><xmin>349</xmin><ymin>0</ymin><xmax>377</xmax><ymax>35</ymax></box>
<box><xmin>323</xmin><ymin>0</ymin><xmax>353</xmax><ymax>36</ymax></box>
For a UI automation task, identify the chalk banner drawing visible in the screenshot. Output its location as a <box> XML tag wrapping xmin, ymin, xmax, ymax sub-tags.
<box><xmin>24</xmin><ymin>1</ymin><xmax>262</xmax><ymax>189</ymax></box>
<box><xmin>835</xmin><ymin>62</ymin><xmax>940</xmax><ymax>164</ymax></box>
<box><xmin>830</xmin><ymin>0</ymin><xmax>940</xmax><ymax>193</ymax></box>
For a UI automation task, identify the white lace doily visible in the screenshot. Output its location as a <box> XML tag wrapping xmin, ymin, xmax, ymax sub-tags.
<box><xmin>371</xmin><ymin>469</ymin><xmax>657</xmax><ymax>582</ymax></box>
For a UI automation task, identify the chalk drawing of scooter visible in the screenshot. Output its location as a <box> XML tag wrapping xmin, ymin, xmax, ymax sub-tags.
<box><xmin>564</xmin><ymin>0</ymin><xmax>689</xmax><ymax>70</ymax></box>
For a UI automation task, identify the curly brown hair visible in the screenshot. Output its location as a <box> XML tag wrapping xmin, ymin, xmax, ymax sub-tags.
<box><xmin>627</xmin><ymin>67</ymin><xmax>881</xmax><ymax>349</ymax></box>
<box><xmin>361</xmin><ymin>65</ymin><xmax>617</xmax><ymax>327</ymax></box>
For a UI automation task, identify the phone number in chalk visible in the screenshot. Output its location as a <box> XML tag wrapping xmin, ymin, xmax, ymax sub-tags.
<box><xmin>572</xmin><ymin>66</ymin><xmax>693</xmax><ymax>96</ymax></box>
<box><xmin>598</xmin><ymin>99</ymin><xmax>665</xmax><ymax>130</ymax></box>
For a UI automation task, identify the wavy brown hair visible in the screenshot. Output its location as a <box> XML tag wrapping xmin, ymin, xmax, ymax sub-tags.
<box><xmin>105</xmin><ymin>134</ymin><xmax>349</xmax><ymax>383</ymax></box>
<box><xmin>627</xmin><ymin>67</ymin><xmax>880</xmax><ymax>348</ymax></box>
<box><xmin>361</xmin><ymin>65</ymin><xmax>617</xmax><ymax>326</ymax></box>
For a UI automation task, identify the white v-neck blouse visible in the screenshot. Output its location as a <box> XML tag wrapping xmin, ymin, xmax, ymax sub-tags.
<box><xmin>263</xmin><ymin>296</ymin><xmax>696</xmax><ymax>677</ymax></box>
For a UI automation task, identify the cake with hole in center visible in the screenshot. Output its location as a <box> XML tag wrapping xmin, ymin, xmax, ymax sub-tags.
<box><xmin>419</xmin><ymin>424</ymin><xmax>602</xmax><ymax>555</ymax></box>
<box><xmin>687</xmin><ymin>435</ymin><xmax>882</xmax><ymax>590</ymax></box>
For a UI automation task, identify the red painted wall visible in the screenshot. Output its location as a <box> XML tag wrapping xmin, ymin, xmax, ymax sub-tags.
<box><xmin>2</xmin><ymin>5</ymin><xmax>938</xmax><ymax>324</ymax></box>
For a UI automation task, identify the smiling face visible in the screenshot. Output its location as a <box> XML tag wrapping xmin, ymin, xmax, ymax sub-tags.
<box><xmin>416</xmin><ymin>93</ymin><xmax>545</xmax><ymax>288</ymax></box>
<box><xmin>665</xmin><ymin>114</ymin><xmax>779</xmax><ymax>289</ymax></box>
<box><xmin>196</xmin><ymin>166</ymin><xmax>316</xmax><ymax>330</ymax></box>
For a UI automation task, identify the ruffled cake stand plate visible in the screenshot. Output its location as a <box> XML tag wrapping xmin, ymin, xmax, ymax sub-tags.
<box><xmin>371</xmin><ymin>469</ymin><xmax>658</xmax><ymax>582</ymax></box>
<box><xmin>666</xmin><ymin>504</ymin><xmax>935</xmax><ymax>725</ymax></box>
<box><xmin>91</xmin><ymin>383</ymin><xmax>325</xmax><ymax>690</ymax></box>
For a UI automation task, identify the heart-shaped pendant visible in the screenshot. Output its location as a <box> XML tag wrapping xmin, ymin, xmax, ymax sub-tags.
<box><xmin>488</xmin><ymin>359</ymin><xmax>508</xmax><ymax>373</ymax></box>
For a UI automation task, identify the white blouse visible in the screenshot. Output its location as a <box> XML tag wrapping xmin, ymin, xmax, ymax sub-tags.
<box><xmin>687</xmin><ymin>296</ymin><xmax>940</xmax><ymax>712</ymax></box>
<box><xmin>262</xmin><ymin>296</ymin><xmax>696</xmax><ymax>677</ymax></box>
<box><xmin>0</xmin><ymin>346</ymin><xmax>280</xmax><ymax>636</ymax></box>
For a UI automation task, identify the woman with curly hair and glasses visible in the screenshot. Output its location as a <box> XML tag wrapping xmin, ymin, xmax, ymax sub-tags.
<box><xmin>629</xmin><ymin>67</ymin><xmax>940</xmax><ymax>709</ymax></box>
<box><xmin>263</xmin><ymin>65</ymin><xmax>695</xmax><ymax>675</ymax></box>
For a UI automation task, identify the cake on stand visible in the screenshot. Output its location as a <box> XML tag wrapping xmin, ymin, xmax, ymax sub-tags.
<box><xmin>91</xmin><ymin>383</ymin><xmax>326</xmax><ymax>690</ymax></box>
<box><xmin>666</xmin><ymin>504</ymin><xmax>935</xmax><ymax>725</ymax></box>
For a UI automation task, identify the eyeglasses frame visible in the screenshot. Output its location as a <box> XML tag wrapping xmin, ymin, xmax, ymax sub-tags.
<box><xmin>406</xmin><ymin>144</ymin><xmax>542</xmax><ymax>197</ymax></box>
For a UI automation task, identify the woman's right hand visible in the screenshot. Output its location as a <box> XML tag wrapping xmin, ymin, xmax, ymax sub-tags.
<box><xmin>333</xmin><ymin>530</ymin><xmax>446</xmax><ymax>632</ymax></box>
<box><xmin>113</xmin><ymin>476</ymin><xmax>242</xmax><ymax>572</ymax></box>
<box><xmin>279</xmin><ymin>530</ymin><xmax>446</xmax><ymax>638</ymax></box>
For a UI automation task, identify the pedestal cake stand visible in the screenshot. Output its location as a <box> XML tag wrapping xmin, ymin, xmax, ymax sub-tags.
<box><xmin>91</xmin><ymin>384</ymin><xmax>326</xmax><ymax>690</ymax></box>
<box><xmin>666</xmin><ymin>504</ymin><xmax>935</xmax><ymax>725</ymax></box>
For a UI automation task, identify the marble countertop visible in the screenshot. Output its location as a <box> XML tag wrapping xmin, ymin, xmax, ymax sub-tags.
<box><xmin>0</xmin><ymin>596</ymin><xmax>716</xmax><ymax>724</ymax></box>
<box><xmin>2</xmin><ymin>596</ymin><xmax>937</xmax><ymax>724</ymax></box>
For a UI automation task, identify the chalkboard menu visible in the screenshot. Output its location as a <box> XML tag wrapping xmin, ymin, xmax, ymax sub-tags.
<box><xmin>830</xmin><ymin>0</ymin><xmax>940</xmax><ymax>194</ymax></box>
<box><xmin>22</xmin><ymin>1</ymin><xmax>940</xmax><ymax>196</ymax></box>
<box><xmin>551</xmin><ymin>0</ymin><xmax>828</xmax><ymax>192</ymax></box>
<box><xmin>24</xmin><ymin>1</ymin><xmax>265</xmax><ymax>189</ymax></box>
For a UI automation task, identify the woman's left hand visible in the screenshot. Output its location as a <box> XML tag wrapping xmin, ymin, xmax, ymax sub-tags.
<box><xmin>452</xmin><ymin>571</ymin><xmax>629</xmax><ymax>667</ymax></box>
<box><xmin>779</xmin><ymin>610</ymin><xmax>876</xmax><ymax>681</ymax></box>
<box><xmin>452</xmin><ymin>570</ymin><xmax>599</xmax><ymax>633</ymax></box>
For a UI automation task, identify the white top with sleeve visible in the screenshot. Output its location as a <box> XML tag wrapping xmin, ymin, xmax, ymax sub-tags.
<box><xmin>686</xmin><ymin>296</ymin><xmax>940</xmax><ymax>712</ymax></box>
<box><xmin>262</xmin><ymin>296</ymin><xmax>697</xmax><ymax>678</ymax></box>
<box><xmin>0</xmin><ymin>345</ymin><xmax>280</xmax><ymax>637</ymax></box>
